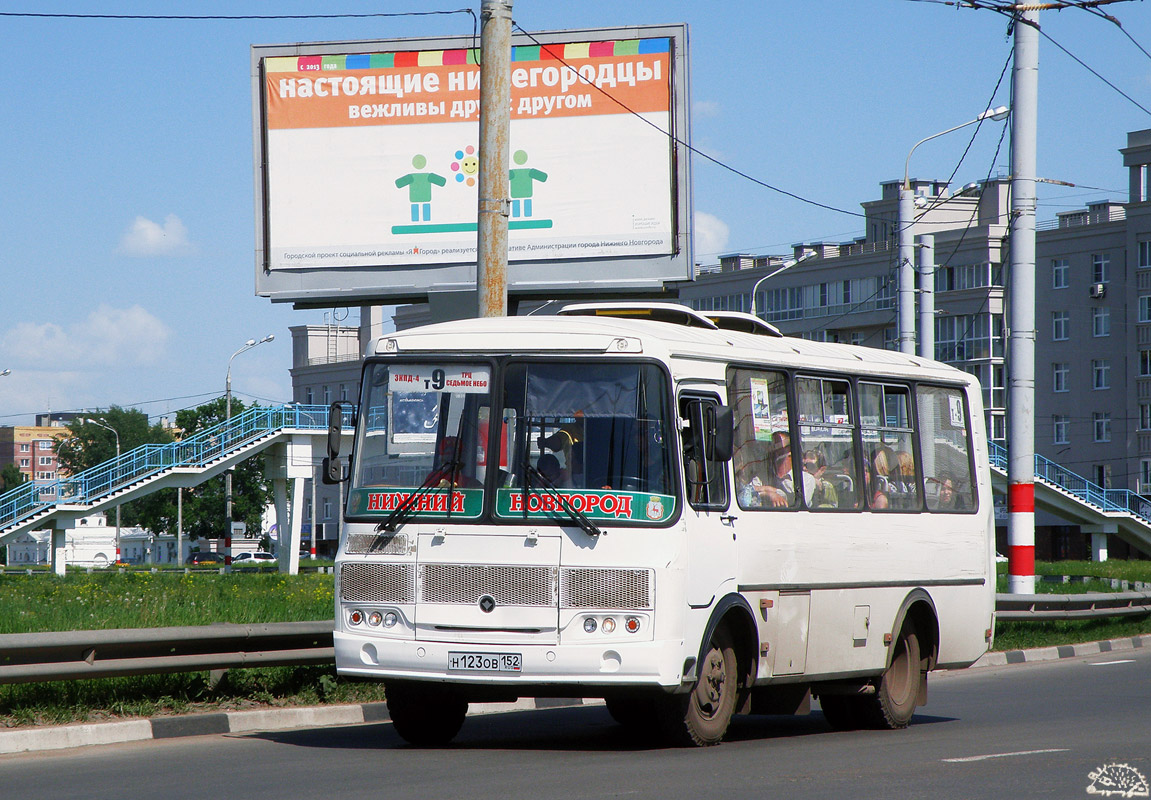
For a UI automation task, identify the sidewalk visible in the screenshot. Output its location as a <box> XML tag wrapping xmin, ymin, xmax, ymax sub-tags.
<box><xmin>3</xmin><ymin>633</ymin><xmax>1148</xmax><ymax>756</ymax></box>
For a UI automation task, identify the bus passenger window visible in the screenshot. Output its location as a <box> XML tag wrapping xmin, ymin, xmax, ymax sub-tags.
<box><xmin>796</xmin><ymin>377</ymin><xmax>859</xmax><ymax>509</ymax></box>
<box><xmin>727</xmin><ymin>368</ymin><xmax>796</xmax><ymax>511</ymax></box>
<box><xmin>860</xmin><ymin>383</ymin><xmax>922</xmax><ymax>511</ymax></box>
<box><xmin>917</xmin><ymin>386</ymin><xmax>977</xmax><ymax>512</ymax></box>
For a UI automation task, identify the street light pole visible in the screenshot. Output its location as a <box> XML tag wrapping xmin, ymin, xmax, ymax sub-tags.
<box><xmin>898</xmin><ymin>106</ymin><xmax>1010</xmax><ymax>354</ymax></box>
<box><xmin>85</xmin><ymin>417</ymin><xmax>121</xmax><ymax>563</ymax></box>
<box><xmin>748</xmin><ymin>252</ymin><xmax>817</xmax><ymax>320</ymax></box>
<box><xmin>224</xmin><ymin>334</ymin><xmax>274</xmax><ymax>572</ymax></box>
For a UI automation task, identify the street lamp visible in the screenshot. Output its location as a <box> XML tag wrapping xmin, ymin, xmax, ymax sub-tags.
<box><xmin>85</xmin><ymin>417</ymin><xmax>121</xmax><ymax>563</ymax></box>
<box><xmin>748</xmin><ymin>251</ymin><xmax>817</xmax><ymax>320</ymax></box>
<box><xmin>897</xmin><ymin>106</ymin><xmax>1010</xmax><ymax>354</ymax></box>
<box><xmin>224</xmin><ymin>334</ymin><xmax>275</xmax><ymax>571</ymax></box>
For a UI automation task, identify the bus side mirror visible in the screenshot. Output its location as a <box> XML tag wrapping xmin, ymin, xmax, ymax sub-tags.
<box><xmin>706</xmin><ymin>405</ymin><xmax>734</xmax><ymax>462</ymax></box>
<box><xmin>323</xmin><ymin>401</ymin><xmax>352</xmax><ymax>484</ymax></box>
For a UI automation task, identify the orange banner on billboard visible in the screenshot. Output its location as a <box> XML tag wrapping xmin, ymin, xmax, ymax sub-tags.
<box><xmin>266</xmin><ymin>50</ymin><xmax>670</xmax><ymax>130</ymax></box>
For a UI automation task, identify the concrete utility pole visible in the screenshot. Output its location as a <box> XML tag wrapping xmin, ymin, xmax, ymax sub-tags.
<box><xmin>476</xmin><ymin>0</ymin><xmax>513</xmax><ymax>318</ymax></box>
<box><xmin>917</xmin><ymin>234</ymin><xmax>935</xmax><ymax>360</ymax></box>
<box><xmin>1007</xmin><ymin>7</ymin><xmax>1039</xmax><ymax>594</ymax></box>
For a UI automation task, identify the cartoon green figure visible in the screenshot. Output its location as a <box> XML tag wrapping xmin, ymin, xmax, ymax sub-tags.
<box><xmin>509</xmin><ymin>149</ymin><xmax>547</xmax><ymax>218</ymax></box>
<box><xmin>395</xmin><ymin>154</ymin><xmax>447</xmax><ymax>222</ymax></box>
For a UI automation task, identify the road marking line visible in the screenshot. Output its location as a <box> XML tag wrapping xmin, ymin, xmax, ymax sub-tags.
<box><xmin>943</xmin><ymin>749</ymin><xmax>1069</xmax><ymax>763</ymax></box>
<box><xmin>1089</xmin><ymin>659</ymin><xmax>1135</xmax><ymax>666</ymax></box>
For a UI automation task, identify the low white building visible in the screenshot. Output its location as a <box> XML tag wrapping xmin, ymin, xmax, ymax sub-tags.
<box><xmin>4</xmin><ymin>513</ymin><xmax>191</xmax><ymax>568</ymax></box>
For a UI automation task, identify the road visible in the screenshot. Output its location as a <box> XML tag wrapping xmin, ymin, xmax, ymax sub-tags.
<box><xmin>4</xmin><ymin>649</ymin><xmax>1149</xmax><ymax>799</ymax></box>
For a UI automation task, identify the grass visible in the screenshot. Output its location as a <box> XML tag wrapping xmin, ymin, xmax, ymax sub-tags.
<box><xmin>0</xmin><ymin>561</ymin><xmax>1149</xmax><ymax>728</ymax></box>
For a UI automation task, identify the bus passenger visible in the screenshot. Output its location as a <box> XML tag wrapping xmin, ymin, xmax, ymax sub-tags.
<box><xmin>803</xmin><ymin>449</ymin><xmax>839</xmax><ymax>508</ymax></box>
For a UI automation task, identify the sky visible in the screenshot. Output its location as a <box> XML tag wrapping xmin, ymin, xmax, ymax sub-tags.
<box><xmin>0</xmin><ymin>1</ymin><xmax>1149</xmax><ymax>427</ymax></box>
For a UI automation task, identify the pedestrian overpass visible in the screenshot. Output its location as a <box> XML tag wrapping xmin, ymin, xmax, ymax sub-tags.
<box><xmin>2</xmin><ymin>405</ymin><xmax>1150</xmax><ymax>574</ymax></box>
<box><xmin>0</xmin><ymin>405</ymin><xmax>352</xmax><ymax>575</ymax></box>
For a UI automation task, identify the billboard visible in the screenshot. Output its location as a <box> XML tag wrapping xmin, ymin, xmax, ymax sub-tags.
<box><xmin>251</xmin><ymin>25</ymin><xmax>692</xmax><ymax>307</ymax></box>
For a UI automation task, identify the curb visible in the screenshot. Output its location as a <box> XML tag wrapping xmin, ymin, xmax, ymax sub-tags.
<box><xmin>971</xmin><ymin>633</ymin><xmax>1151</xmax><ymax>668</ymax></box>
<box><xmin>0</xmin><ymin>697</ymin><xmax>595</xmax><ymax>757</ymax></box>
<box><xmin>4</xmin><ymin>633</ymin><xmax>1149</xmax><ymax>756</ymax></box>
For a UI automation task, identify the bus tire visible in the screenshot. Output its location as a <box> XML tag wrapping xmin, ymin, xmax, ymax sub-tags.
<box><xmin>861</xmin><ymin>626</ymin><xmax>922</xmax><ymax>729</ymax></box>
<box><xmin>660</xmin><ymin>627</ymin><xmax>739</xmax><ymax>746</ymax></box>
<box><xmin>385</xmin><ymin>681</ymin><xmax>468</xmax><ymax>746</ymax></box>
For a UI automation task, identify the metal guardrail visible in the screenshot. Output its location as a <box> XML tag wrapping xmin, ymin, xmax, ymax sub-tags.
<box><xmin>0</xmin><ymin>621</ymin><xmax>333</xmax><ymax>684</ymax></box>
<box><xmin>995</xmin><ymin>591</ymin><xmax>1151</xmax><ymax>621</ymax></box>
<box><xmin>0</xmin><ymin>404</ymin><xmax>355</xmax><ymax>534</ymax></box>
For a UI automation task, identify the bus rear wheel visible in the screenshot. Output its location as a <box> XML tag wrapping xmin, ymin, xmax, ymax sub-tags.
<box><xmin>385</xmin><ymin>681</ymin><xmax>468</xmax><ymax>746</ymax></box>
<box><xmin>819</xmin><ymin>626</ymin><xmax>923</xmax><ymax>731</ymax></box>
<box><xmin>659</xmin><ymin>627</ymin><xmax>739</xmax><ymax>746</ymax></box>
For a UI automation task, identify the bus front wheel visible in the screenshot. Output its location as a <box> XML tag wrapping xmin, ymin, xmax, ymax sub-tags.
<box><xmin>660</xmin><ymin>627</ymin><xmax>739</xmax><ymax>746</ymax></box>
<box><xmin>385</xmin><ymin>681</ymin><xmax>468</xmax><ymax>746</ymax></box>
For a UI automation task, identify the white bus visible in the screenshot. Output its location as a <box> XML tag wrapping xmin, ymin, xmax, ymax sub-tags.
<box><xmin>327</xmin><ymin>302</ymin><xmax>995</xmax><ymax>746</ymax></box>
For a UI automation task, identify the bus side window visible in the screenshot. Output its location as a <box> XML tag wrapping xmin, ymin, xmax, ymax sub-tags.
<box><xmin>681</xmin><ymin>396</ymin><xmax>728</xmax><ymax>510</ymax></box>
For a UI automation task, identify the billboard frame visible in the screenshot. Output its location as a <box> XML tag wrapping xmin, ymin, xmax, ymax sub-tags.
<box><xmin>251</xmin><ymin>23</ymin><xmax>692</xmax><ymax>309</ymax></box>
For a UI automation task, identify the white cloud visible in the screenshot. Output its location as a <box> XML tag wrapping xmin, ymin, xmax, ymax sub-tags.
<box><xmin>2</xmin><ymin>305</ymin><xmax>170</xmax><ymax>368</ymax></box>
<box><xmin>693</xmin><ymin>100</ymin><xmax>720</xmax><ymax>118</ymax></box>
<box><xmin>117</xmin><ymin>214</ymin><xmax>193</xmax><ymax>257</ymax></box>
<box><xmin>693</xmin><ymin>211</ymin><xmax>730</xmax><ymax>261</ymax></box>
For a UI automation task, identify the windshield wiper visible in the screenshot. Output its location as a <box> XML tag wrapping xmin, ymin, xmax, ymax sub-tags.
<box><xmin>376</xmin><ymin>459</ymin><xmax>459</xmax><ymax>533</ymax></box>
<box><xmin>524</xmin><ymin>464</ymin><xmax>602</xmax><ymax>538</ymax></box>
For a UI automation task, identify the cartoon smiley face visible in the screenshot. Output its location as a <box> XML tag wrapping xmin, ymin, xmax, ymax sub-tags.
<box><xmin>460</xmin><ymin>155</ymin><xmax>479</xmax><ymax>175</ymax></box>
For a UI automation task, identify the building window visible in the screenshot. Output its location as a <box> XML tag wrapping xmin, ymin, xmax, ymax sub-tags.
<box><xmin>19</xmin><ymin>443</ymin><xmax>29</xmax><ymax>453</ymax></box>
<box><xmin>1054</xmin><ymin>415</ymin><xmax>1070</xmax><ymax>444</ymax></box>
<box><xmin>1094</xmin><ymin>412</ymin><xmax>1112</xmax><ymax>442</ymax></box>
<box><xmin>323</xmin><ymin>385</ymin><xmax>331</xmax><ymax>404</ymax></box>
<box><xmin>1053</xmin><ymin>362</ymin><xmax>1069</xmax><ymax>393</ymax></box>
<box><xmin>1141</xmin><ymin>403</ymin><xmax>1151</xmax><ymax>430</ymax></box>
<box><xmin>1093</xmin><ymin>253</ymin><xmax>1110</xmax><ymax>284</ymax></box>
<box><xmin>1141</xmin><ymin>297</ymin><xmax>1151</xmax><ymax>324</ymax></box>
<box><xmin>1052</xmin><ymin>258</ymin><xmax>1069</xmax><ymax>288</ymax></box>
<box><xmin>1052</xmin><ymin>311</ymin><xmax>1069</xmax><ymax>341</ymax></box>
<box><xmin>19</xmin><ymin>459</ymin><xmax>29</xmax><ymax>468</ymax></box>
<box><xmin>305</xmin><ymin>498</ymin><xmax>313</xmax><ymax>522</ymax></box>
<box><xmin>35</xmin><ymin>471</ymin><xmax>54</xmax><ymax>480</ymax></box>
<box><xmin>304</xmin><ymin>386</ymin><xmax>313</xmax><ymax>405</ymax></box>
<box><xmin>339</xmin><ymin>384</ymin><xmax>347</xmax><ymax>401</ymax></box>
<box><xmin>1142</xmin><ymin>459</ymin><xmax>1151</xmax><ymax>493</ymax></box>
<box><xmin>323</xmin><ymin>498</ymin><xmax>332</xmax><ymax>520</ymax></box>
<box><xmin>1140</xmin><ymin>240</ymin><xmax>1151</xmax><ymax>269</ymax></box>
<box><xmin>37</xmin><ymin>440</ymin><xmax>51</xmax><ymax>451</ymax></box>
<box><xmin>1143</xmin><ymin>351</ymin><xmax>1151</xmax><ymax>377</ymax></box>
<box><xmin>38</xmin><ymin>456</ymin><xmax>52</xmax><ymax>466</ymax></box>
<box><xmin>1093</xmin><ymin>359</ymin><xmax>1110</xmax><ymax>389</ymax></box>
<box><xmin>1092</xmin><ymin>307</ymin><xmax>1110</xmax><ymax>337</ymax></box>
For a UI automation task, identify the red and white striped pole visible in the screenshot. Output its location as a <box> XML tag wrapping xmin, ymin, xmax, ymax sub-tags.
<box><xmin>1007</xmin><ymin>8</ymin><xmax>1038</xmax><ymax>594</ymax></box>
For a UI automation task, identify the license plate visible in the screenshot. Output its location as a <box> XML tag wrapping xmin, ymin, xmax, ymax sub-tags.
<box><xmin>447</xmin><ymin>651</ymin><xmax>522</xmax><ymax>673</ymax></box>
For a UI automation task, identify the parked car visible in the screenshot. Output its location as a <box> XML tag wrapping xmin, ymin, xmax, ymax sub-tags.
<box><xmin>233</xmin><ymin>552</ymin><xmax>275</xmax><ymax>564</ymax></box>
<box><xmin>187</xmin><ymin>551</ymin><xmax>224</xmax><ymax>565</ymax></box>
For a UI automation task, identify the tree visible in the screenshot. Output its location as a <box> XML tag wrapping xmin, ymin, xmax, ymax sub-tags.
<box><xmin>56</xmin><ymin>407</ymin><xmax>176</xmax><ymax>533</ymax></box>
<box><xmin>0</xmin><ymin>463</ymin><xmax>27</xmax><ymax>492</ymax></box>
<box><xmin>174</xmin><ymin>398</ymin><xmax>272</xmax><ymax>543</ymax></box>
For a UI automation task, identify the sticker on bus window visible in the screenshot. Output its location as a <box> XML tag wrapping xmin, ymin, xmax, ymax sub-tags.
<box><xmin>389</xmin><ymin>366</ymin><xmax>491</xmax><ymax>394</ymax></box>
<box><xmin>948</xmin><ymin>395</ymin><xmax>965</xmax><ymax>428</ymax></box>
<box><xmin>750</xmin><ymin>378</ymin><xmax>777</xmax><ymax>441</ymax></box>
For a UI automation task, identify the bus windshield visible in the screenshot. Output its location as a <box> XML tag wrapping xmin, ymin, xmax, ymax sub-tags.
<box><xmin>497</xmin><ymin>361</ymin><xmax>678</xmax><ymax>525</ymax></box>
<box><xmin>346</xmin><ymin>362</ymin><xmax>492</xmax><ymax>521</ymax></box>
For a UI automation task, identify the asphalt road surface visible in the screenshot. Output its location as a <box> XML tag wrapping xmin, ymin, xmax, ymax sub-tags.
<box><xmin>4</xmin><ymin>648</ymin><xmax>1150</xmax><ymax>799</ymax></box>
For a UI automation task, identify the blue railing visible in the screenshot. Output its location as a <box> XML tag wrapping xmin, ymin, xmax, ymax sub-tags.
<box><xmin>988</xmin><ymin>440</ymin><xmax>1151</xmax><ymax>522</ymax></box>
<box><xmin>0</xmin><ymin>404</ymin><xmax>353</xmax><ymax>533</ymax></box>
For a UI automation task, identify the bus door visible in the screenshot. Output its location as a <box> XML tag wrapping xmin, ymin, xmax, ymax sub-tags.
<box><xmin>680</xmin><ymin>391</ymin><xmax>735</xmax><ymax>608</ymax></box>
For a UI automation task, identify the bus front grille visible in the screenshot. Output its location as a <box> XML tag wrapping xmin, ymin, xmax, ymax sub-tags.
<box><xmin>340</xmin><ymin>562</ymin><xmax>415</xmax><ymax>604</ymax></box>
<box><xmin>420</xmin><ymin>564</ymin><xmax>556</xmax><ymax>606</ymax></box>
<box><xmin>560</xmin><ymin>568</ymin><xmax>652</xmax><ymax>610</ymax></box>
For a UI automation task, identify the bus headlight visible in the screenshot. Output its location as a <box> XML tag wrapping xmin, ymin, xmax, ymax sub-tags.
<box><xmin>583</xmin><ymin>617</ymin><xmax>598</xmax><ymax>633</ymax></box>
<box><xmin>601</xmin><ymin>617</ymin><xmax>616</xmax><ymax>634</ymax></box>
<box><xmin>367</xmin><ymin>611</ymin><xmax>383</xmax><ymax>626</ymax></box>
<box><xmin>383</xmin><ymin>612</ymin><xmax>399</xmax><ymax>628</ymax></box>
